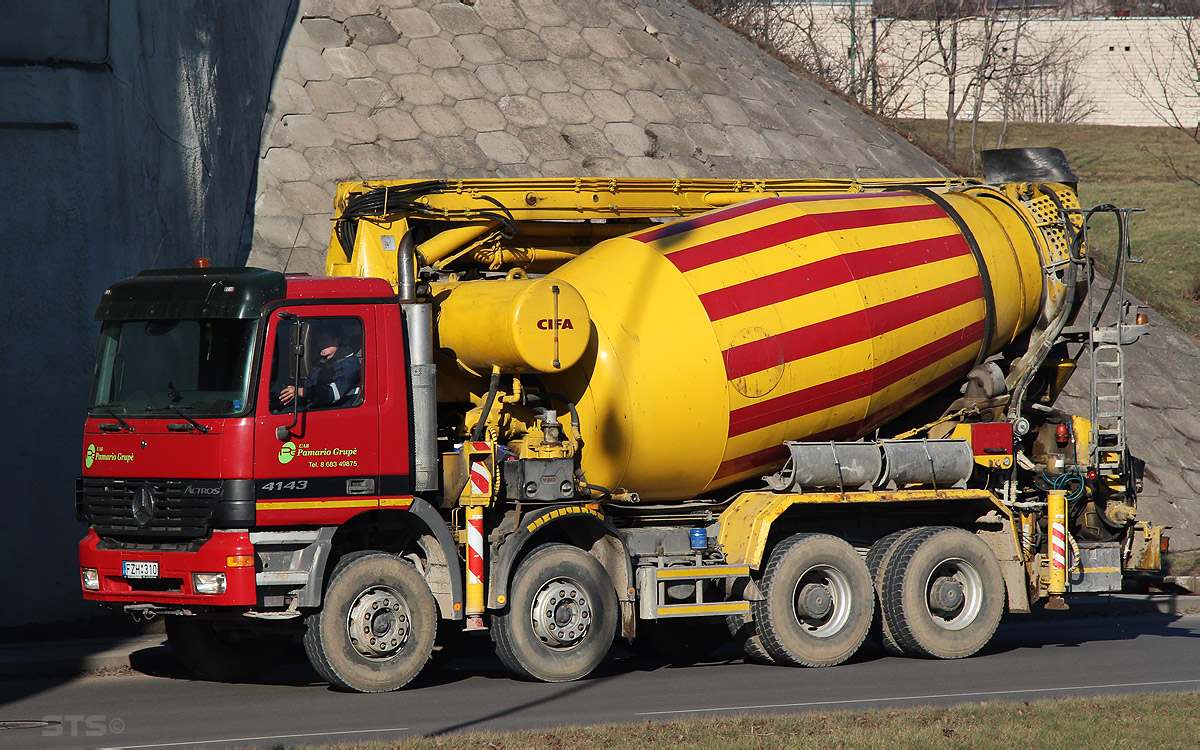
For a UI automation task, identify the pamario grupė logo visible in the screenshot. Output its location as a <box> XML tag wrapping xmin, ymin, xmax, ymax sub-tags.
<box><xmin>278</xmin><ymin>441</ymin><xmax>297</xmax><ymax>464</ymax></box>
<box><xmin>85</xmin><ymin>444</ymin><xmax>133</xmax><ymax>469</ymax></box>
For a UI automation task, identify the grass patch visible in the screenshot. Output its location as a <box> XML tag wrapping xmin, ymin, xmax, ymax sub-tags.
<box><xmin>899</xmin><ymin>120</ymin><xmax>1200</xmax><ymax>338</ymax></box>
<box><xmin>318</xmin><ymin>691</ymin><xmax>1200</xmax><ymax>748</ymax></box>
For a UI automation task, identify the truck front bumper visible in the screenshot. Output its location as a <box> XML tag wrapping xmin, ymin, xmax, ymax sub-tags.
<box><xmin>78</xmin><ymin>529</ymin><xmax>257</xmax><ymax>606</ymax></box>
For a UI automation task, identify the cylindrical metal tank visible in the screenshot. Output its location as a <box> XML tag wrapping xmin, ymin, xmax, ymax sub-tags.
<box><xmin>543</xmin><ymin>188</ymin><xmax>1068</xmax><ymax>500</ymax></box>
<box><xmin>434</xmin><ymin>277</ymin><xmax>591</xmax><ymax>375</ymax></box>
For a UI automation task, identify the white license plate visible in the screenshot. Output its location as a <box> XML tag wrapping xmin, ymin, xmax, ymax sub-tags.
<box><xmin>122</xmin><ymin>561</ymin><xmax>159</xmax><ymax>579</ymax></box>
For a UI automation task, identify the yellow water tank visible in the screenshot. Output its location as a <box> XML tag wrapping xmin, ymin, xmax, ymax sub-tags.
<box><xmin>543</xmin><ymin>188</ymin><xmax>1068</xmax><ymax>500</ymax></box>
<box><xmin>434</xmin><ymin>277</ymin><xmax>590</xmax><ymax>375</ymax></box>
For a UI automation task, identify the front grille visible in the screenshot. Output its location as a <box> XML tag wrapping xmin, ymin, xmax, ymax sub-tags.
<box><xmin>81</xmin><ymin>478</ymin><xmax>221</xmax><ymax>540</ymax></box>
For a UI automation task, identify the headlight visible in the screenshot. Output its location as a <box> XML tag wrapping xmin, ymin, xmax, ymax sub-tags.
<box><xmin>192</xmin><ymin>572</ymin><xmax>227</xmax><ymax>595</ymax></box>
<box><xmin>81</xmin><ymin>568</ymin><xmax>100</xmax><ymax>591</ymax></box>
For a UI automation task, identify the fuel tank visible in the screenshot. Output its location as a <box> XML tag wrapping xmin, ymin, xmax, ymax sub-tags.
<box><xmin>539</xmin><ymin>188</ymin><xmax>1070</xmax><ymax>500</ymax></box>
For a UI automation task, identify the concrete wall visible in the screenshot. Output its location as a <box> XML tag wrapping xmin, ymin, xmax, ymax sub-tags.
<box><xmin>0</xmin><ymin>0</ymin><xmax>292</xmax><ymax>627</ymax></box>
<box><xmin>785</xmin><ymin>7</ymin><xmax>1200</xmax><ymax>127</ymax></box>
<box><xmin>246</xmin><ymin>0</ymin><xmax>950</xmax><ymax>274</ymax></box>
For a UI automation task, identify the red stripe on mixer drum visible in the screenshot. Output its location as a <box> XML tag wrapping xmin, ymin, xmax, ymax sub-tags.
<box><xmin>714</xmin><ymin>364</ymin><xmax>973</xmax><ymax>480</ymax></box>
<box><xmin>664</xmin><ymin>201</ymin><xmax>949</xmax><ymax>274</ymax></box>
<box><xmin>726</xmin><ymin>319</ymin><xmax>985</xmax><ymax>439</ymax></box>
<box><xmin>722</xmin><ymin>275</ymin><xmax>982</xmax><ymax>380</ymax></box>
<box><xmin>701</xmin><ymin>233</ymin><xmax>971</xmax><ymax>322</ymax></box>
<box><xmin>632</xmin><ymin>197</ymin><xmax>786</xmax><ymax>244</ymax></box>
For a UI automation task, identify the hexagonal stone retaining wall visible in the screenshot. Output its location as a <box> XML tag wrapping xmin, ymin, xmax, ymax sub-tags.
<box><xmin>247</xmin><ymin>0</ymin><xmax>948</xmax><ymax>274</ymax></box>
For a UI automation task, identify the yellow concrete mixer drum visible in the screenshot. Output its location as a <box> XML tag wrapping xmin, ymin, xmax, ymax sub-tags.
<box><xmin>542</xmin><ymin>187</ymin><xmax>1068</xmax><ymax>500</ymax></box>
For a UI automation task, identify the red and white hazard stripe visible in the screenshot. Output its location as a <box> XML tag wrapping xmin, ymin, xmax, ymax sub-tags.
<box><xmin>467</xmin><ymin>512</ymin><xmax>484</xmax><ymax>589</ymax></box>
<box><xmin>1050</xmin><ymin>520</ymin><xmax>1067</xmax><ymax>571</ymax></box>
<box><xmin>469</xmin><ymin>460</ymin><xmax>491</xmax><ymax>496</ymax></box>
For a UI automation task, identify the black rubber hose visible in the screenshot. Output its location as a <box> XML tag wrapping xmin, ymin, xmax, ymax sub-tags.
<box><xmin>470</xmin><ymin>368</ymin><xmax>501</xmax><ymax>443</ymax></box>
<box><xmin>526</xmin><ymin>391</ymin><xmax>581</xmax><ymax>435</ymax></box>
<box><xmin>582</xmin><ymin>483</ymin><xmax>613</xmax><ymax>500</ymax></box>
<box><xmin>334</xmin><ymin>181</ymin><xmax>448</xmax><ymax>258</ymax></box>
<box><xmin>1090</xmin><ymin>209</ymin><xmax>1128</xmax><ymax>329</ymax></box>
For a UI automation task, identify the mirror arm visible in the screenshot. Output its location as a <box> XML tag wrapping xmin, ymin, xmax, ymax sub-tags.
<box><xmin>276</xmin><ymin>312</ymin><xmax>302</xmax><ymax>441</ymax></box>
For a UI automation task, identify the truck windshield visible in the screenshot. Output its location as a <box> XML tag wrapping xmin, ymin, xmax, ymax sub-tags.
<box><xmin>88</xmin><ymin>319</ymin><xmax>257</xmax><ymax>417</ymax></box>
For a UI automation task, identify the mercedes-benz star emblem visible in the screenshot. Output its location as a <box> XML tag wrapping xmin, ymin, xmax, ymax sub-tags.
<box><xmin>132</xmin><ymin>486</ymin><xmax>156</xmax><ymax>527</ymax></box>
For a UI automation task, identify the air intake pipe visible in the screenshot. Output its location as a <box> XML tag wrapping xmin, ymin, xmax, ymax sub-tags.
<box><xmin>397</xmin><ymin>231</ymin><xmax>439</xmax><ymax>493</ymax></box>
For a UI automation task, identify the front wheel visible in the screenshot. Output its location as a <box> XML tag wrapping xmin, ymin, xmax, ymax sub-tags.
<box><xmin>303</xmin><ymin>551</ymin><xmax>437</xmax><ymax>692</ymax></box>
<box><xmin>752</xmin><ymin>533</ymin><xmax>873</xmax><ymax>667</ymax></box>
<box><xmin>880</xmin><ymin>527</ymin><xmax>1005</xmax><ymax>659</ymax></box>
<box><xmin>491</xmin><ymin>544</ymin><xmax>618</xmax><ymax>682</ymax></box>
<box><xmin>165</xmin><ymin>616</ymin><xmax>290</xmax><ymax>682</ymax></box>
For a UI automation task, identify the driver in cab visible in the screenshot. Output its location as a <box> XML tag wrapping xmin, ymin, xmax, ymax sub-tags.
<box><xmin>280</xmin><ymin>325</ymin><xmax>361</xmax><ymax>408</ymax></box>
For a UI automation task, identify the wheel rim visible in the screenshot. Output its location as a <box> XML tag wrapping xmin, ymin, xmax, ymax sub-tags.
<box><xmin>530</xmin><ymin>576</ymin><xmax>592</xmax><ymax>649</ymax></box>
<box><xmin>923</xmin><ymin>557</ymin><xmax>983</xmax><ymax>631</ymax></box>
<box><xmin>790</xmin><ymin>564</ymin><xmax>852</xmax><ymax>638</ymax></box>
<box><xmin>347</xmin><ymin>585</ymin><xmax>411</xmax><ymax>660</ymax></box>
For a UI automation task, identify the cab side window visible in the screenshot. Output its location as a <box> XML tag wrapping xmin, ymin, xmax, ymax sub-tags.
<box><xmin>271</xmin><ymin>317</ymin><xmax>364</xmax><ymax>414</ymax></box>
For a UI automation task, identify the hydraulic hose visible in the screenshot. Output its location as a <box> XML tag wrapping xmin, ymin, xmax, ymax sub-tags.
<box><xmin>470</xmin><ymin>366</ymin><xmax>502</xmax><ymax>443</ymax></box>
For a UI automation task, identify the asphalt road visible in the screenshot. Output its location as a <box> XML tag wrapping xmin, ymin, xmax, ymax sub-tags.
<box><xmin>3</xmin><ymin>614</ymin><xmax>1200</xmax><ymax>749</ymax></box>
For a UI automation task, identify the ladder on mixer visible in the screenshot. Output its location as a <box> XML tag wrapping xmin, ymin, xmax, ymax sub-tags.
<box><xmin>1083</xmin><ymin>207</ymin><xmax>1146</xmax><ymax>477</ymax></box>
<box><xmin>1090</xmin><ymin>338</ymin><xmax>1125</xmax><ymax>470</ymax></box>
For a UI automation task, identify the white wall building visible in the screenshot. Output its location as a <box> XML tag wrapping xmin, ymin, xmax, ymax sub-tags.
<box><xmin>780</xmin><ymin>4</ymin><xmax>1200</xmax><ymax>127</ymax></box>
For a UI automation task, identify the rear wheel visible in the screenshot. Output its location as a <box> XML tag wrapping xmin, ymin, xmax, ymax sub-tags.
<box><xmin>165</xmin><ymin>616</ymin><xmax>290</xmax><ymax>683</ymax></box>
<box><xmin>866</xmin><ymin>527</ymin><xmax>929</xmax><ymax>655</ymax></box>
<box><xmin>303</xmin><ymin>551</ymin><xmax>437</xmax><ymax>692</ymax></box>
<box><xmin>880</xmin><ymin>528</ymin><xmax>1005</xmax><ymax>659</ymax></box>
<box><xmin>491</xmin><ymin>544</ymin><xmax>617</xmax><ymax>682</ymax></box>
<box><xmin>752</xmin><ymin>533</ymin><xmax>873</xmax><ymax>667</ymax></box>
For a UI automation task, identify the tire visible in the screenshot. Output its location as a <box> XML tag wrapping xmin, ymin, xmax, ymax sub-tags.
<box><xmin>165</xmin><ymin>616</ymin><xmax>290</xmax><ymax>683</ymax></box>
<box><xmin>303</xmin><ymin>551</ymin><xmax>437</xmax><ymax>692</ymax></box>
<box><xmin>751</xmin><ymin>533</ymin><xmax>874</xmax><ymax>668</ymax></box>
<box><xmin>727</xmin><ymin>613</ymin><xmax>776</xmax><ymax>665</ymax></box>
<box><xmin>491</xmin><ymin>544</ymin><xmax>618</xmax><ymax>682</ymax></box>
<box><xmin>880</xmin><ymin>527</ymin><xmax>1006</xmax><ymax>659</ymax></box>
<box><xmin>866</xmin><ymin>527</ymin><xmax>933</xmax><ymax>655</ymax></box>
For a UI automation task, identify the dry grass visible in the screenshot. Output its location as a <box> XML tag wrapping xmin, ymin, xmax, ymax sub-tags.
<box><xmin>310</xmin><ymin>691</ymin><xmax>1200</xmax><ymax>748</ymax></box>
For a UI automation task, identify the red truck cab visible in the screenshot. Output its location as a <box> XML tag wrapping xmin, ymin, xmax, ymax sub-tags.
<box><xmin>77</xmin><ymin>267</ymin><xmax>414</xmax><ymax>609</ymax></box>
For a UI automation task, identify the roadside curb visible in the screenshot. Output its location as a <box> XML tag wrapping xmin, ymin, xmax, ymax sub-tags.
<box><xmin>0</xmin><ymin>635</ymin><xmax>166</xmax><ymax>680</ymax></box>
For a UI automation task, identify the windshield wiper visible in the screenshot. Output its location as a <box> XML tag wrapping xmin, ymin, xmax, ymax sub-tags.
<box><xmin>91</xmin><ymin>403</ymin><xmax>135</xmax><ymax>433</ymax></box>
<box><xmin>167</xmin><ymin>405</ymin><xmax>211</xmax><ymax>434</ymax></box>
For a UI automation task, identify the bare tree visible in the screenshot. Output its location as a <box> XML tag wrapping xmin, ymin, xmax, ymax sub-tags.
<box><xmin>1009</xmin><ymin>45</ymin><xmax>1098</xmax><ymax>124</ymax></box>
<box><xmin>922</xmin><ymin>1</ymin><xmax>976</xmax><ymax>155</ymax></box>
<box><xmin>967</xmin><ymin>1</ymin><xmax>1004</xmax><ymax>170</ymax></box>
<box><xmin>993</xmin><ymin>9</ymin><xmax>1031</xmax><ymax>148</ymax></box>
<box><xmin>696</xmin><ymin>0</ymin><xmax>1099</xmax><ymax>160</ymax></box>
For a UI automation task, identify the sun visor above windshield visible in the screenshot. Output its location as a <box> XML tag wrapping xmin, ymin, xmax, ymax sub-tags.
<box><xmin>95</xmin><ymin>267</ymin><xmax>287</xmax><ymax>321</ymax></box>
